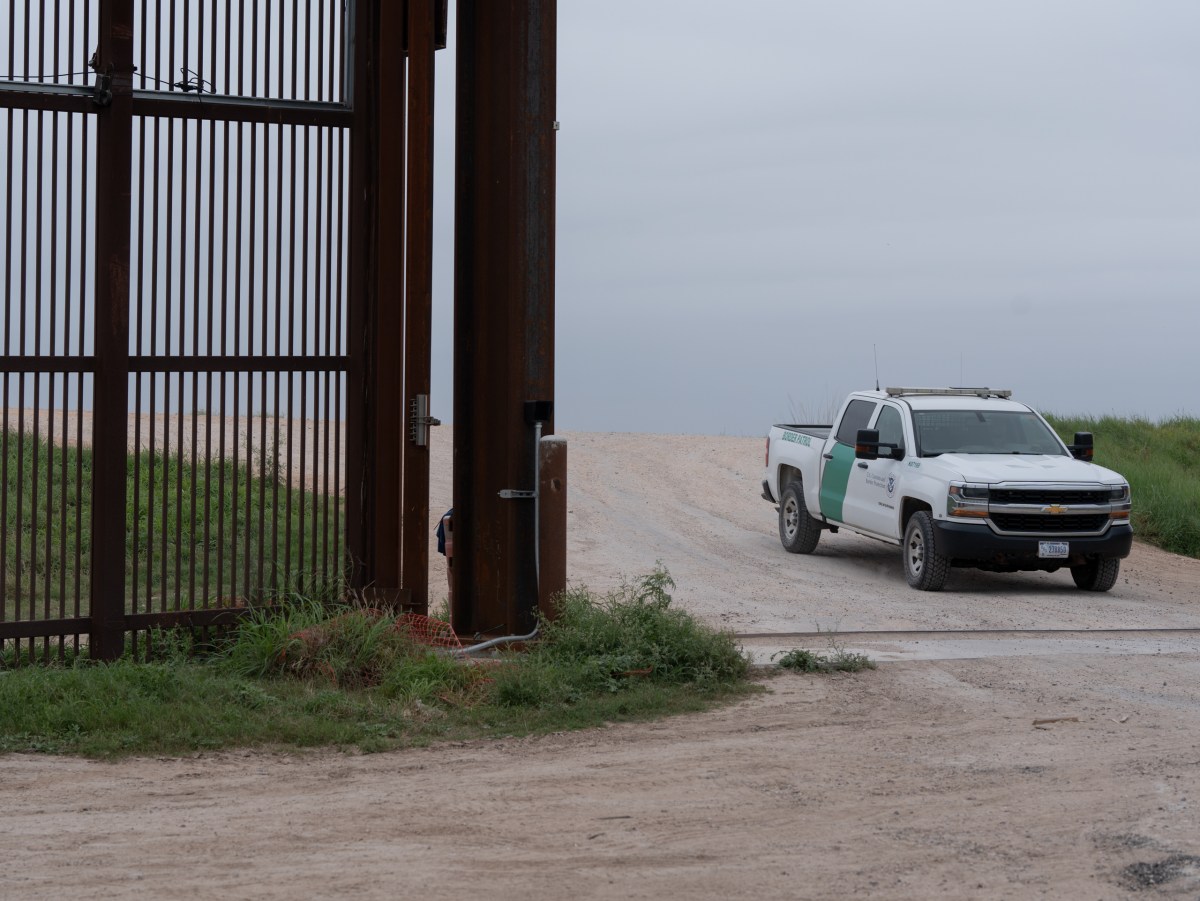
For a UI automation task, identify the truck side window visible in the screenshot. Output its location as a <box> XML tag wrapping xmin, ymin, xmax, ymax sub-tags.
<box><xmin>875</xmin><ymin>406</ymin><xmax>904</xmax><ymax>452</ymax></box>
<box><xmin>835</xmin><ymin>399</ymin><xmax>877</xmax><ymax>445</ymax></box>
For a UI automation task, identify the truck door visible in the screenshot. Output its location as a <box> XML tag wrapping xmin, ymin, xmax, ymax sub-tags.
<box><xmin>841</xmin><ymin>403</ymin><xmax>909</xmax><ymax>538</ymax></box>
<box><xmin>819</xmin><ymin>398</ymin><xmax>877</xmax><ymax>523</ymax></box>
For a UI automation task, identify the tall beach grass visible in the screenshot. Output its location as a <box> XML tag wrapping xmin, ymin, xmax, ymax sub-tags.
<box><xmin>1046</xmin><ymin>414</ymin><xmax>1200</xmax><ymax>558</ymax></box>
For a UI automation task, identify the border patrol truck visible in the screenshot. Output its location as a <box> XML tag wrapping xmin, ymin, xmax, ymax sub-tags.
<box><xmin>762</xmin><ymin>388</ymin><xmax>1133</xmax><ymax>591</ymax></box>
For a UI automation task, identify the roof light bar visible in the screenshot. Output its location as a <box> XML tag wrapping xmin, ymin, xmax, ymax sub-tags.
<box><xmin>885</xmin><ymin>387</ymin><xmax>1012</xmax><ymax>399</ymax></box>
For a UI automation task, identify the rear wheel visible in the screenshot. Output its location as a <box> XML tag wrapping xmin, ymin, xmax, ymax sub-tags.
<box><xmin>903</xmin><ymin>511</ymin><xmax>949</xmax><ymax>591</ymax></box>
<box><xmin>779</xmin><ymin>481</ymin><xmax>821</xmax><ymax>554</ymax></box>
<box><xmin>1071</xmin><ymin>557</ymin><xmax>1120</xmax><ymax>592</ymax></box>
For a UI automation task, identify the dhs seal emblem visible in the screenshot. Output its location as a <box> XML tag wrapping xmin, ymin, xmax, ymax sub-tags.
<box><xmin>886</xmin><ymin>475</ymin><xmax>896</xmax><ymax>498</ymax></box>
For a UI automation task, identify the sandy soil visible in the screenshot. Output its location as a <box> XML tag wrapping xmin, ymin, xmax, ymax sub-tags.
<box><xmin>5</xmin><ymin>425</ymin><xmax>1200</xmax><ymax>898</ymax></box>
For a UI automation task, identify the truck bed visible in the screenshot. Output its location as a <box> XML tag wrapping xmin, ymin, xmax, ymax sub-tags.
<box><xmin>772</xmin><ymin>424</ymin><xmax>832</xmax><ymax>440</ymax></box>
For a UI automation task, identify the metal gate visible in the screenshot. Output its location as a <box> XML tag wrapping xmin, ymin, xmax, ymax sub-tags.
<box><xmin>0</xmin><ymin>0</ymin><xmax>444</xmax><ymax>661</ymax></box>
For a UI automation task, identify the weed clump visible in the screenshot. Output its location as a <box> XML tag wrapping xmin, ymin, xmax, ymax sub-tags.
<box><xmin>774</xmin><ymin>646</ymin><xmax>875</xmax><ymax>674</ymax></box>
<box><xmin>491</xmin><ymin>567</ymin><xmax>748</xmax><ymax>707</ymax></box>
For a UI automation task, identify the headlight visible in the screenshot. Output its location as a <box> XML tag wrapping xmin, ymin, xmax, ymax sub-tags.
<box><xmin>947</xmin><ymin>482</ymin><xmax>990</xmax><ymax>517</ymax></box>
<box><xmin>1109</xmin><ymin>483</ymin><xmax>1132</xmax><ymax>519</ymax></box>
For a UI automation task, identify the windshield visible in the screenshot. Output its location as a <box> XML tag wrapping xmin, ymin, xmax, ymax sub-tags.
<box><xmin>913</xmin><ymin>410</ymin><xmax>1066</xmax><ymax>457</ymax></box>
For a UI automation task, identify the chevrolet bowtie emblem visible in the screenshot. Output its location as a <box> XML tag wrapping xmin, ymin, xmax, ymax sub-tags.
<box><xmin>1042</xmin><ymin>505</ymin><xmax>1069</xmax><ymax>515</ymax></box>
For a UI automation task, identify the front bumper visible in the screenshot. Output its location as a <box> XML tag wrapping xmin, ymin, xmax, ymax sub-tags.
<box><xmin>933</xmin><ymin>519</ymin><xmax>1133</xmax><ymax>570</ymax></box>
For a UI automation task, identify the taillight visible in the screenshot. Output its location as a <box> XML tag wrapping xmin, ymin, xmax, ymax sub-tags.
<box><xmin>764</xmin><ymin>436</ymin><xmax>770</xmax><ymax>468</ymax></box>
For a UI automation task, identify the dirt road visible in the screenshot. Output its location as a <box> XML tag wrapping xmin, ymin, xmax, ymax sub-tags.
<box><xmin>4</xmin><ymin>430</ymin><xmax>1200</xmax><ymax>899</ymax></box>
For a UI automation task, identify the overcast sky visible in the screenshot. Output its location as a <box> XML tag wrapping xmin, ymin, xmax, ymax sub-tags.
<box><xmin>429</xmin><ymin>1</ymin><xmax>1199</xmax><ymax>436</ymax></box>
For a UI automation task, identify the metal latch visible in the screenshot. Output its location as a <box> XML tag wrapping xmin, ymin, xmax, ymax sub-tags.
<box><xmin>498</xmin><ymin>489</ymin><xmax>536</xmax><ymax>500</ymax></box>
<box><xmin>408</xmin><ymin>394</ymin><xmax>441</xmax><ymax>446</ymax></box>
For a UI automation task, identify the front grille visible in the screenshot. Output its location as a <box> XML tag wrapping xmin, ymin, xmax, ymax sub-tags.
<box><xmin>990</xmin><ymin>513</ymin><xmax>1110</xmax><ymax>533</ymax></box>
<box><xmin>990</xmin><ymin>488</ymin><xmax>1110</xmax><ymax>505</ymax></box>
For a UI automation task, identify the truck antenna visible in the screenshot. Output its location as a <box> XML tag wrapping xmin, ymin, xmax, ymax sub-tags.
<box><xmin>874</xmin><ymin>344</ymin><xmax>880</xmax><ymax>392</ymax></box>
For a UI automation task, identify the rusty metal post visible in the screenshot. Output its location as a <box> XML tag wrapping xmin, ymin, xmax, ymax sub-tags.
<box><xmin>347</xmin><ymin>0</ymin><xmax>409</xmax><ymax>605</ymax></box>
<box><xmin>452</xmin><ymin>0</ymin><xmax>557</xmax><ymax>635</ymax></box>
<box><xmin>370</xmin><ymin>0</ymin><xmax>408</xmax><ymax>606</ymax></box>
<box><xmin>89</xmin><ymin>0</ymin><xmax>135</xmax><ymax>660</ymax></box>
<box><xmin>538</xmin><ymin>436</ymin><xmax>567</xmax><ymax>619</ymax></box>
<box><xmin>401</xmin><ymin>0</ymin><xmax>437</xmax><ymax>612</ymax></box>
<box><xmin>344</xmin><ymin>0</ymin><xmax>377</xmax><ymax>594</ymax></box>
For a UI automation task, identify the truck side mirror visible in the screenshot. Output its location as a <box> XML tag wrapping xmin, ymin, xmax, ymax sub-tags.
<box><xmin>855</xmin><ymin>429</ymin><xmax>880</xmax><ymax>460</ymax></box>
<box><xmin>1069</xmin><ymin>431</ymin><xmax>1094</xmax><ymax>461</ymax></box>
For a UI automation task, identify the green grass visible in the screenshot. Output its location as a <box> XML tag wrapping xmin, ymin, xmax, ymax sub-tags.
<box><xmin>0</xmin><ymin>568</ymin><xmax>756</xmax><ymax>758</ymax></box>
<box><xmin>2</xmin><ymin>432</ymin><xmax>342</xmax><ymax>619</ymax></box>
<box><xmin>1046</xmin><ymin>414</ymin><xmax>1200</xmax><ymax>558</ymax></box>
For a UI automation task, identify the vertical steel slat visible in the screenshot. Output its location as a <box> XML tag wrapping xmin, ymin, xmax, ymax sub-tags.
<box><xmin>49</xmin><ymin>105</ymin><xmax>60</xmax><ymax>637</ymax></box>
<box><xmin>49</xmin><ymin>7</ymin><xmax>62</xmax><ymax>653</ymax></box>
<box><xmin>32</xmin><ymin>94</ymin><xmax>43</xmax><ymax>636</ymax></box>
<box><xmin>202</xmin><ymin>0</ymin><xmax>216</xmax><ymax>610</ymax></box>
<box><xmin>161</xmin><ymin>112</ymin><xmax>173</xmax><ymax>611</ymax></box>
<box><xmin>334</xmin><ymin>124</ymin><xmax>345</xmax><ymax>584</ymax></box>
<box><xmin>1</xmin><ymin>102</ymin><xmax>10</xmax><ymax>631</ymax></box>
<box><xmin>313</xmin><ymin>122</ymin><xmax>325</xmax><ymax>583</ymax></box>
<box><xmin>244</xmin><ymin>117</ymin><xmax>257</xmax><ymax>601</ymax></box>
<box><xmin>148</xmin><ymin>113</ymin><xmax>160</xmax><ymax>613</ymax></box>
<box><xmin>130</xmin><ymin>0</ymin><xmax>143</xmax><ymax>654</ymax></box>
<box><xmin>230</xmin><ymin>117</ymin><xmax>242</xmax><ymax>601</ymax></box>
<box><xmin>402</xmin><ymin>0</ymin><xmax>436</xmax><ymax>611</ymax></box>
<box><xmin>1</xmin><ymin>105</ymin><xmax>9</xmax><ymax>633</ymax></box>
<box><xmin>184</xmin><ymin>0</ymin><xmax>198</xmax><ymax>612</ymax></box>
<box><xmin>343</xmin><ymin>0</ymin><xmax>367</xmax><ymax>594</ymax></box>
<box><xmin>321</xmin><ymin>124</ymin><xmax>333</xmax><ymax>580</ymax></box>
<box><xmin>132</xmin><ymin>106</ymin><xmax>145</xmax><ymax>615</ymax></box>
<box><xmin>283</xmin><ymin>121</ymin><xmax>295</xmax><ymax>586</ymax></box>
<box><xmin>74</xmin><ymin>99</ymin><xmax>87</xmax><ymax>651</ymax></box>
<box><xmin>298</xmin><ymin>121</ymin><xmax>309</xmax><ymax>582</ymax></box>
<box><xmin>257</xmin><ymin>121</ymin><xmax>268</xmax><ymax>597</ymax></box>
<box><xmin>283</xmin><ymin>0</ymin><xmax>298</xmax><ymax>589</ymax></box>
<box><xmin>189</xmin><ymin>112</ymin><xmax>202</xmax><ymax>611</ymax></box>
<box><xmin>271</xmin><ymin>116</ymin><xmax>282</xmax><ymax>593</ymax></box>
<box><xmin>216</xmin><ymin>0</ymin><xmax>230</xmax><ymax>604</ymax></box>
<box><xmin>90</xmin><ymin>0</ymin><xmax>134</xmax><ymax>660</ymax></box>
<box><xmin>202</xmin><ymin>114</ymin><xmax>215</xmax><ymax>607</ymax></box>
<box><xmin>59</xmin><ymin>106</ymin><xmax>71</xmax><ymax>645</ymax></box>
<box><xmin>215</xmin><ymin>117</ymin><xmax>228</xmax><ymax>604</ymax></box>
<box><xmin>231</xmin><ymin>116</ymin><xmax>246</xmax><ymax>602</ymax></box>
<box><xmin>246</xmin><ymin>119</ymin><xmax>260</xmax><ymax>599</ymax></box>
<box><xmin>17</xmin><ymin>106</ymin><xmax>28</xmax><ymax>626</ymax></box>
<box><xmin>175</xmin><ymin>111</ymin><xmax>187</xmax><ymax>612</ymax></box>
<box><xmin>21</xmin><ymin>0</ymin><xmax>28</xmax><ymax>78</ymax></box>
<box><xmin>168</xmin><ymin>0</ymin><xmax>175</xmax><ymax>93</ymax></box>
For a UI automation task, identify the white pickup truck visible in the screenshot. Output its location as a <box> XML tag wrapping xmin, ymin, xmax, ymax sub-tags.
<box><xmin>762</xmin><ymin>387</ymin><xmax>1133</xmax><ymax>592</ymax></box>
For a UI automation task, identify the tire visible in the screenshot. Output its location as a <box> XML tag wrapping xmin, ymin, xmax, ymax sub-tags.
<box><xmin>1071</xmin><ymin>557</ymin><xmax>1120</xmax><ymax>592</ymax></box>
<box><xmin>778</xmin><ymin>481</ymin><xmax>821</xmax><ymax>554</ymax></box>
<box><xmin>903</xmin><ymin>511</ymin><xmax>949</xmax><ymax>591</ymax></box>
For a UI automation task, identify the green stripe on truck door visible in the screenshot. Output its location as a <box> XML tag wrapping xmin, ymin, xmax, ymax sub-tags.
<box><xmin>819</xmin><ymin>443</ymin><xmax>855</xmax><ymax>522</ymax></box>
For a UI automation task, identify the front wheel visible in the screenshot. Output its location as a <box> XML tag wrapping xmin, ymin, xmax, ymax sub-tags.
<box><xmin>779</xmin><ymin>481</ymin><xmax>821</xmax><ymax>554</ymax></box>
<box><xmin>903</xmin><ymin>511</ymin><xmax>949</xmax><ymax>591</ymax></box>
<box><xmin>1071</xmin><ymin>557</ymin><xmax>1120</xmax><ymax>592</ymax></box>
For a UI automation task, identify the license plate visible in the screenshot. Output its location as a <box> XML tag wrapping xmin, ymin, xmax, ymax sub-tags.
<box><xmin>1039</xmin><ymin>541</ymin><xmax>1069</xmax><ymax>559</ymax></box>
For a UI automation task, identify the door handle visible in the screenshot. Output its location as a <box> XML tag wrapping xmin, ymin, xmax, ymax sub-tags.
<box><xmin>857</xmin><ymin>462</ymin><xmax>868</xmax><ymax>469</ymax></box>
<box><xmin>822</xmin><ymin>453</ymin><xmax>834</xmax><ymax>460</ymax></box>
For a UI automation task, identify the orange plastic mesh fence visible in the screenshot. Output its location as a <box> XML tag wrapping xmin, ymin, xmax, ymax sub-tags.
<box><xmin>395</xmin><ymin>613</ymin><xmax>462</xmax><ymax>650</ymax></box>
